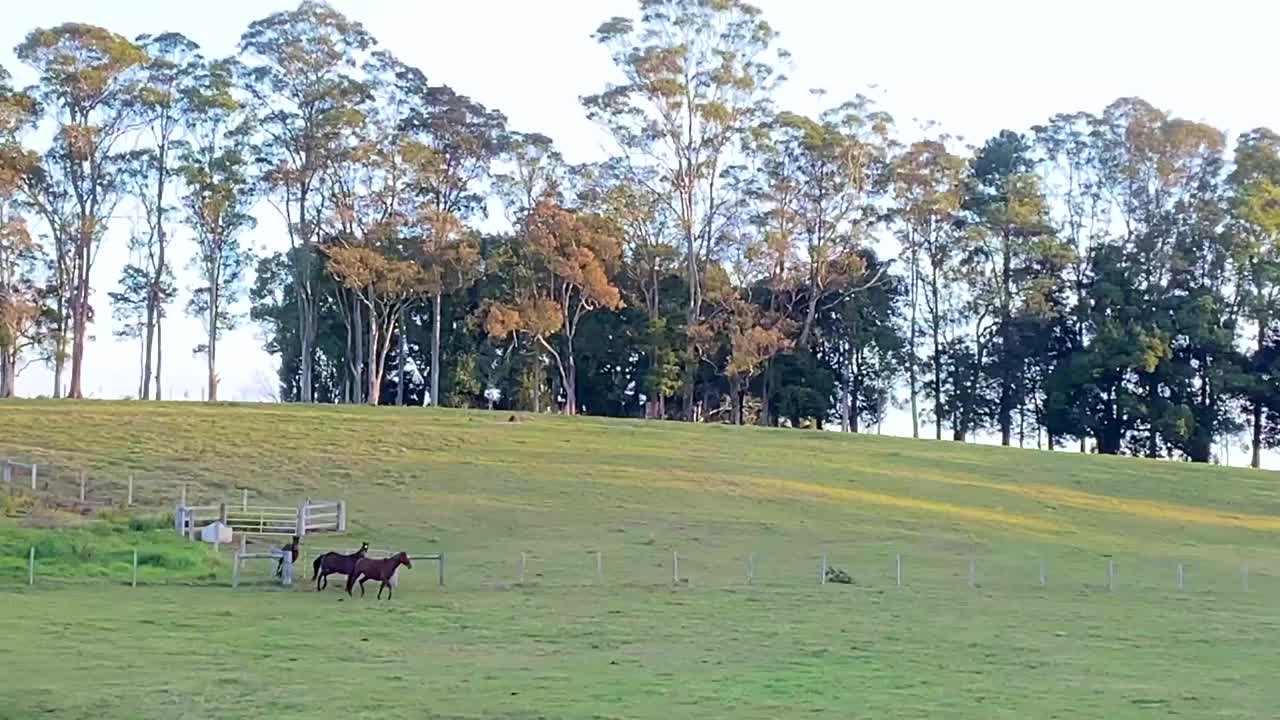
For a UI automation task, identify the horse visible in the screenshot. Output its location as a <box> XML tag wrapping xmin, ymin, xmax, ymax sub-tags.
<box><xmin>274</xmin><ymin>535</ymin><xmax>301</xmax><ymax>578</ymax></box>
<box><xmin>311</xmin><ymin>541</ymin><xmax>369</xmax><ymax>591</ymax></box>
<box><xmin>346</xmin><ymin>552</ymin><xmax>413</xmax><ymax>600</ymax></box>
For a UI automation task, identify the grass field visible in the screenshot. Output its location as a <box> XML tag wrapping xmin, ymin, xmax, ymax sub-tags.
<box><xmin>2</xmin><ymin>400</ymin><xmax>1279</xmax><ymax>719</ymax></box>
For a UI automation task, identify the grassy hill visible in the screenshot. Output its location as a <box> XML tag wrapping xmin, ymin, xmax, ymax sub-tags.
<box><xmin>2</xmin><ymin>400</ymin><xmax>1278</xmax><ymax>719</ymax></box>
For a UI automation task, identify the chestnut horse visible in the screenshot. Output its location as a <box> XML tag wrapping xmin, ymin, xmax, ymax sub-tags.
<box><xmin>347</xmin><ymin>552</ymin><xmax>413</xmax><ymax>600</ymax></box>
<box><xmin>311</xmin><ymin>541</ymin><xmax>369</xmax><ymax>591</ymax></box>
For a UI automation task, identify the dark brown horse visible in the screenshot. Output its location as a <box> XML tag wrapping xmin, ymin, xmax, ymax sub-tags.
<box><xmin>311</xmin><ymin>541</ymin><xmax>369</xmax><ymax>591</ymax></box>
<box><xmin>346</xmin><ymin>552</ymin><xmax>413</xmax><ymax>600</ymax></box>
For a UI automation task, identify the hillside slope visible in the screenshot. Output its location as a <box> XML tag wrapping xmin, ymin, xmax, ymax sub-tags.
<box><xmin>2</xmin><ymin>400</ymin><xmax>1279</xmax><ymax>718</ymax></box>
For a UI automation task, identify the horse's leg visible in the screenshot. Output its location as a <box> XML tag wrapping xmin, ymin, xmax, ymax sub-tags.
<box><xmin>359</xmin><ymin>577</ymin><xmax>368</xmax><ymax>596</ymax></box>
<box><xmin>345</xmin><ymin>573</ymin><xmax>357</xmax><ymax>596</ymax></box>
<box><xmin>377</xmin><ymin>582</ymin><xmax>385</xmax><ymax>600</ymax></box>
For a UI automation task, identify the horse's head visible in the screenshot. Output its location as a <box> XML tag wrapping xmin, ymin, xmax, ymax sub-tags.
<box><xmin>398</xmin><ymin>552</ymin><xmax>413</xmax><ymax>568</ymax></box>
<box><xmin>357</xmin><ymin>542</ymin><xmax>369</xmax><ymax>556</ymax></box>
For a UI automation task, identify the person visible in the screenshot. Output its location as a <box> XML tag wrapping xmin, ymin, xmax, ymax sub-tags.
<box><xmin>275</xmin><ymin>535</ymin><xmax>301</xmax><ymax>578</ymax></box>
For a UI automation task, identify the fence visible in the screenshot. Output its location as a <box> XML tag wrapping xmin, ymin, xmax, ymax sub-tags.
<box><xmin>230</xmin><ymin>537</ymin><xmax>444</xmax><ymax>589</ymax></box>
<box><xmin>3</xmin><ymin>455</ymin><xmax>245</xmax><ymax>510</ymax></box>
<box><xmin>13</xmin><ymin>541</ymin><xmax>1277</xmax><ymax>603</ymax></box>
<box><xmin>175</xmin><ymin>498</ymin><xmax>347</xmax><ymax>539</ymax></box>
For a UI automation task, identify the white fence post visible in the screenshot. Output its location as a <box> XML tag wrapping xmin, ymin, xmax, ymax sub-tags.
<box><xmin>519</xmin><ymin>552</ymin><xmax>527</xmax><ymax>584</ymax></box>
<box><xmin>127</xmin><ymin>474</ymin><xmax>134</xmax><ymax>506</ymax></box>
<box><xmin>78</xmin><ymin>470</ymin><xmax>86</xmax><ymax>502</ymax></box>
<box><xmin>438</xmin><ymin>551</ymin><xmax>446</xmax><ymax>586</ymax></box>
<box><xmin>1177</xmin><ymin>563</ymin><xmax>1184</xmax><ymax>591</ymax></box>
<box><xmin>2</xmin><ymin>460</ymin><xmax>11</xmax><ymax>487</ymax></box>
<box><xmin>1107</xmin><ymin>560</ymin><xmax>1115</xmax><ymax>592</ymax></box>
<box><xmin>295</xmin><ymin>501</ymin><xmax>307</xmax><ymax>538</ymax></box>
<box><xmin>895</xmin><ymin>554</ymin><xmax>902</xmax><ymax>588</ymax></box>
<box><xmin>337</xmin><ymin>500</ymin><xmax>347</xmax><ymax>532</ymax></box>
<box><xmin>232</xmin><ymin>552</ymin><xmax>241</xmax><ymax>588</ymax></box>
<box><xmin>746</xmin><ymin>553</ymin><xmax>755</xmax><ymax>585</ymax></box>
<box><xmin>241</xmin><ymin>488</ymin><xmax>248</xmax><ymax>511</ymax></box>
<box><xmin>132</xmin><ymin>550</ymin><xmax>138</xmax><ymax>588</ymax></box>
<box><xmin>672</xmin><ymin>551</ymin><xmax>679</xmax><ymax>583</ymax></box>
<box><xmin>595</xmin><ymin>550</ymin><xmax>603</xmax><ymax>582</ymax></box>
<box><xmin>820</xmin><ymin>554</ymin><xmax>827</xmax><ymax>585</ymax></box>
<box><xmin>30</xmin><ymin>463</ymin><xmax>37</xmax><ymax>491</ymax></box>
<box><xmin>28</xmin><ymin>546</ymin><xmax>35</xmax><ymax>585</ymax></box>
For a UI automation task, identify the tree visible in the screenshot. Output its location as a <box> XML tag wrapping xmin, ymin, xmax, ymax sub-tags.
<box><xmin>179</xmin><ymin>57</ymin><xmax>257</xmax><ymax>402</ymax></box>
<box><xmin>765</xmin><ymin>98</ymin><xmax>893</xmax><ymax>349</ymax></box>
<box><xmin>585</xmin><ymin>0</ymin><xmax>786</xmax><ymax>419</ymax></box>
<box><xmin>0</xmin><ymin>65</ymin><xmax>39</xmax><ymax>397</ymax></box>
<box><xmin>576</xmin><ymin>158</ymin><xmax>680</xmax><ymax>417</ymax></box>
<box><xmin>239</xmin><ymin>1</ymin><xmax>375</xmax><ymax>403</ymax></box>
<box><xmin>485</xmin><ymin>200</ymin><xmax>623</xmax><ymax>415</ymax></box>
<box><xmin>892</xmin><ymin>136</ymin><xmax>965</xmax><ymax>439</ymax></box>
<box><xmin>108</xmin><ymin>258</ymin><xmax>175</xmax><ymax>397</ymax></box>
<box><xmin>1227</xmin><ymin>128</ymin><xmax>1280</xmax><ymax>467</ymax></box>
<box><xmin>962</xmin><ymin>130</ymin><xmax>1062</xmax><ymax>446</ymax></box>
<box><xmin>127</xmin><ymin>31</ymin><xmax>200</xmax><ymax>400</ymax></box>
<box><xmin>326</xmin><ymin>244</ymin><xmax>422</xmax><ymax>405</ymax></box>
<box><xmin>416</xmin><ymin>206</ymin><xmax>481</xmax><ymax>407</ymax></box>
<box><xmin>16</xmin><ymin>23</ymin><xmax>147</xmax><ymax>398</ymax></box>
<box><xmin>395</xmin><ymin>70</ymin><xmax>506</xmax><ymax>406</ymax></box>
<box><xmin>817</xmin><ymin>248</ymin><xmax>904</xmax><ymax>432</ymax></box>
<box><xmin>1033</xmin><ymin>111</ymin><xmax>1110</xmax><ymax>451</ymax></box>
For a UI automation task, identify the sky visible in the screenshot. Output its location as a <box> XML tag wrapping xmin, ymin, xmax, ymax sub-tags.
<box><xmin>4</xmin><ymin>0</ymin><xmax>1279</xmax><ymax>463</ymax></box>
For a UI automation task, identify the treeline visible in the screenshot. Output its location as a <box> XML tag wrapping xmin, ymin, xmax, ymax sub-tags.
<box><xmin>0</xmin><ymin>2</ymin><xmax>1278</xmax><ymax>465</ymax></box>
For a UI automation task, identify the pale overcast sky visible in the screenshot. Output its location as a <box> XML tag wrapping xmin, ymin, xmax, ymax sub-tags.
<box><xmin>5</xmin><ymin>1</ymin><xmax>1278</xmax><ymax>462</ymax></box>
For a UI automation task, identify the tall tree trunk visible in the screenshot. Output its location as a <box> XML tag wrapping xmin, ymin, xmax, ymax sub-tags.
<box><xmin>931</xmin><ymin>268</ymin><xmax>943</xmax><ymax>441</ymax></box>
<box><xmin>396</xmin><ymin>307</ymin><xmax>407</xmax><ymax>406</ymax></box>
<box><xmin>850</xmin><ymin>351</ymin><xmax>863</xmax><ymax>434</ymax></box>
<box><xmin>142</xmin><ymin>296</ymin><xmax>156</xmax><ymax>400</ymax></box>
<box><xmin>430</xmin><ymin>291</ymin><xmax>442</xmax><ymax>407</ymax></box>
<box><xmin>758</xmin><ymin>364</ymin><xmax>772</xmax><ymax>427</ymax></box>
<box><xmin>908</xmin><ymin>246</ymin><xmax>920</xmax><ymax>439</ymax></box>
<box><xmin>565</xmin><ymin>332</ymin><xmax>577</xmax><ymax>416</ymax></box>
<box><xmin>352</xmin><ymin>299</ymin><xmax>365</xmax><ymax>404</ymax></box>
<box><xmin>68</xmin><ymin>249</ymin><xmax>89</xmax><ymax>399</ymax></box>
<box><xmin>1145</xmin><ymin>377</ymin><xmax>1160</xmax><ymax>458</ymax></box>
<box><xmin>998</xmin><ymin>233</ymin><xmax>1013</xmax><ymax>446</ymax></box>
<box><xmin>154</xmin><ymin>311</ymin><xmax>163</xmax><ymax>401</ymax></box>
<box><xmin>839</xmin><ymin>366</ymin><xmax>851</xmax><ymax>433</ymax></box>
<box><xmin>1252</xmin><ymin>327</ymin><xmax>1265</xmax><ymax>468</ymax></box>
<box><xmin>684</xmin><ymin>219</ymin><xmax>698</xmax><ymax>422</ymax></box>
<box><xmin>1252</xmin><ymin>400</ymin><xmax>1264</xmax><ymax>469</ymax></box>
<box><xmin>1</xmin><ymin>348</ymin><xmax>14</xmax><ymax>397</ymax></box>
<box><xmin>297</xmin><ymin>193</ymin><xmax>316</xmax><ymax>404</ymax></box>
<box><xmin>52</xmin><ymin>344</ymin><xmax>64</xmax><ymax>399</ymax></box>
<box><xmin>799</xmin><ymin>288</ymin><xmax>819</xmax><ymax>350</ymax></box>
<box><xmin>343</xmin><ymin>304</ymin><xmax>354</xmax><ymax>404</ymax></box>
<box><xmin>207</xmin><ymin>286</ymin><xmax>219</xmax><ymax>402</ymax></box>
<box><xmin>367</xmin><ymin>310</ymin><xmax>380</xmax><ymax>406</ymax></box>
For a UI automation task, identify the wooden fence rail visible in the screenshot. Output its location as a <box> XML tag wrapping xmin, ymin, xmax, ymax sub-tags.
<box><xmin>231</xmin><ymin>546</ymin><xmax>444</xmax><ymax>588</ymax></box>
<box><xmin>177</xmin><ymin>499</ymin><xmax>346</xmax><ymax>539</ymax></box>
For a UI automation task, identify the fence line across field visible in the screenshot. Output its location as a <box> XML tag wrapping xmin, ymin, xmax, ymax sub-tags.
<box><xmin>231</xmin><ymin>545</ymin><xmax>445</xmax><ymax>589</ymax></box>
<box><xmin>16</xmin><ymin>543</ymin><xmax>1272</xmax><ymax>600</ymax></box>
<box><xmin>3</xmin><ymin>457</ymin><xmax>245</xmax><ymax>511</ymax></box>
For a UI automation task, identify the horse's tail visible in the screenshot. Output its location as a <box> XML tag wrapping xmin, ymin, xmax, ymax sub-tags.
<box><xmin>312</xmin><ymin>553</ymin><xmax>324</xmax><ymax>580</ymax></box>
